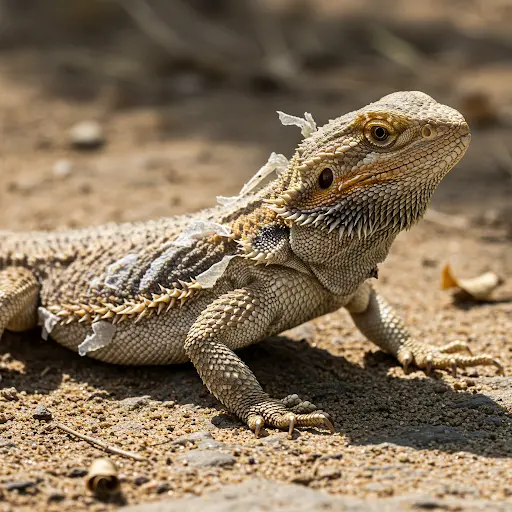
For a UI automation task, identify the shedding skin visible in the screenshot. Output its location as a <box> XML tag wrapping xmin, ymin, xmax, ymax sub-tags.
<box><xmin>0</xmin><ymin>91</ymin><xmax>504</xmax><ymax>437</ymax></box>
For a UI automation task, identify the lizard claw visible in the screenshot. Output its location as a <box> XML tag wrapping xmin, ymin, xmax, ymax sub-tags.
<box><xmin>450</xmin><ymin>357</ymin><xmax>457</xmax><ymax>377</ymax></box>
<box><xmin>397</xmin><ymin>340</ymin><xmax>504</xmax><ymax>377</ymax></box>
<box><xmin>322</xmin><ymin>414</ymin><xmax>335</xmax><ymax>434</ymax></box>
<box><xmin>251</xmin><ymin>415</ymin><xmax>265</xmax><ymax>438</ymax></box>
<box><xmin>425</xmin><ymin>354</ymin><xmax>433</xmax><ymax>375</ymax></box>
<box><xmin>247</xmin><ymin>399</ymin><xmax>334</xmax><ymax>437</ymax></box>
<box><xmin>401</xmin><ymin>351</ymin><xmax>413</xmax><ymax>373</ymax></box>
<box><xmin>493</xmin><ymin>359</ymin><xmax>505</xmax><ymax>375</ymax></box>
<box><xmin>287</xmin><ymin>414</ymin><xmax>296</xmax><ymax>439</ymax></box>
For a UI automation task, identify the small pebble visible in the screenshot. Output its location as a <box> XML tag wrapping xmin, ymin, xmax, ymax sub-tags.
<box><xmin>33</xmin><ymin>403</ymin><xmax>53</xmax><ymax>421</ymax></box>
<box><xmin>47</xmin><ymin>489</ymin><xmax>65</xmax><ymax>502</ymax></box>
<box><xmin>68</xmin><ymin>468</ymin><xmax>88</xmax><ymax>478</ymax></box>
<box><xmin>4</xmin><ymin>480</ymin><xmax>36</xmax><ymax>492</ymax></box>
<box><xmin>421</xmin><ymin>258</ymin><xmax>438</xmax><ymax>268</ymax></box>
<box><xmin>120</xmin><ymin>395</ymin><xmax>151</xmax><ymax>411</ymax></box>
<box><xmin>319</xmin><ymin>453</ymin><xmax>343</xmax><ymax>461</ymax></box>
<box><xmin>176</xmin><ymin>449</ymin><xmax>236</xmax><ymax>468</ymax></box>
<box><xmin>70</xmin><ymin>120</ymin><xmax>105</xmax><ymax>150</ymax></box>
<box><xmin>290</xmin><ymin>474</ymin><xmax>314</xmax><ymax>486</ymax></box>
<box><xmin>315</xmin><ymin>467</ymin><xmax>341</xmax><ymax>480</ymax></box>
<box><xmin>454</xmin><ymin>381</ymin><xmax>468</xmax><ymax>391</ymax></box>
<box><xmin>134</xmin><ymin>476</ymin><xmax>150</xmax><ymax>486</ymax></box>
<box><xmin>52</xmin><ymin>159</ymin><xmax>73</xmax><ymax>178</ymax></box>
<box><xmin>156</xmin><ymin>483</ymin><xmax>170</xmax><ymax>494</ymax></box>
<box><xmin>1</xmin><ymin>387</ymin><xmax>19</xmax><ymax>401</ymax></box>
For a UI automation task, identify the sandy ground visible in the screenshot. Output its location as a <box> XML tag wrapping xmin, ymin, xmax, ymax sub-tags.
<box><xmin>0</xmin><ymin>5</ymin><xmax>512</xmax><ymax>508</ymax></box>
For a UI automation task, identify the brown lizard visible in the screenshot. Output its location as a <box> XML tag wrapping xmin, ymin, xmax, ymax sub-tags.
<box><xmin>0</xmin><ymin>91</ymin><xmax>503</xmax><ymax>437</ymax></box>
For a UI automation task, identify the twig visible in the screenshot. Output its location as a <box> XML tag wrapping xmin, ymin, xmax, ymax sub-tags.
<box><xmin>52</xmin><ymin>422</ymin><xmax>146</xmax><ymax>462</ymax></box>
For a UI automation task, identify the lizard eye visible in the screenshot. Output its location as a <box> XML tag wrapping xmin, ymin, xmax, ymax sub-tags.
<box><xmin>364</xmin><ymin>120</ymin><xmax>396</xmax><ymax>147</ymax></box>
<box><xmin>318</xmin><ymin>168</ymin><xmax>334</xmax><ymax>189</ymax></box>
<box><xmin>370</xmin><ymin>125</ymin><xmax>389</xmax><ymax>141</ymax></box>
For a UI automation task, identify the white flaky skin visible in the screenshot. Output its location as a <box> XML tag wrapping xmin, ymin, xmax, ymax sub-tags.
<box><xmin>0</xmin><ymin>91</ymin><xmax>502</xmax><ymax>436</ymax></box>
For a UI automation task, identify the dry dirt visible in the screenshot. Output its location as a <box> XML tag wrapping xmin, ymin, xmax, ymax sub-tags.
<box><xmin>0</xmin><ymin>4</ymin><xmax>512</xmax><ymax>509</ymax></box>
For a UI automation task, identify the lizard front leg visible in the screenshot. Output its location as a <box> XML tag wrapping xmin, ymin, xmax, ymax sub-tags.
<box><xmin>346</xmin><ymin>282</ymin><xmax>503</xmax><ymax>375</ymax></box>
<box><xmin>184</xmin><ymin>285</ymin><xmax>334</xmax><ymax>437</ymax></box>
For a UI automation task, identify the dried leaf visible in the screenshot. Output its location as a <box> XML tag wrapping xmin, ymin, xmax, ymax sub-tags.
<box><xmin>441</xmin><ymin>263</ymin><xmax>503</xmax><ymax>301</ymax></box>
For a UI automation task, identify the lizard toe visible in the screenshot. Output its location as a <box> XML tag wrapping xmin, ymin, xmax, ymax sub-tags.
<box><xmin>399</xmin><ymin>351</ymin><xmax>413</xmax><ymax>373</ymax></box>
<box><xmin>246</xmin><ymin>400</ymin><xmax>334</xmax><ymax>436</ymax></box>
<box><xmin>438</xmin><ymin>340</ymin><xmax>472</xmax><ymax>355</ymax></box>
<box><xmin>399</xmin><ymin>342</ymin><xmax>504</xmax><ymax>376</ymax></box>
<box><xmin>295</xmin><ymin>411</ymin><xmax>335</xmax><ymax>434</ymax></box>
<box><xmin>247</xmin><ymin>415</ymin><xmax>265</xmax><ymax>438</ymax></box>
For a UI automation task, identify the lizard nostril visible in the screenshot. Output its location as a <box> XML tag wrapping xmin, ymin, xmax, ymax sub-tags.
<box><xmin>461</xmin><ymin>133</ymin><xmax>471</xmax><ymax>147</ymax></box>
<box><xmin>459</xmin><ymin>122</ymin><xmax>470</xmax><ymax>136</ymax></box>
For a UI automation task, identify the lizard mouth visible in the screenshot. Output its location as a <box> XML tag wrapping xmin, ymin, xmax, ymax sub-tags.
<box><xmin>337</xmin><ymin>165</ymin><xmax>403</xmax><ymax>192</ymax></box>
<box><xmin>266</xmin><ymin>162</ymin><xmax>418</xmax><ymax>236</ymax></box>
<box><xmin>267</xmin><ymin>165</ymin><xmax>402</xmax><ymax>212</ymax></box>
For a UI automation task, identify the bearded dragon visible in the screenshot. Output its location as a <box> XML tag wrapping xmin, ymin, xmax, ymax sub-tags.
<box><xmin>0</xmin><ymin>91</ymin><xmax>502</xmax><ymax>437</ymax></box>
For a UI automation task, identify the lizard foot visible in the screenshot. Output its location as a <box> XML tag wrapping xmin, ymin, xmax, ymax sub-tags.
<box><xmin>246</xmin><ymin>398</ymin><xmax>334</xmax><ymax>439</ymax></box>
<box><xmin>398</xmin><ymin>340</ymin><xmax>504</xmax><ymax>377</ymax></box>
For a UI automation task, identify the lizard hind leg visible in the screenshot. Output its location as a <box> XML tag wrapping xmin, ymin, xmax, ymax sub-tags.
<box><xmin>0</xmin><ymin>267</ymin><xmax>40</xmax><ymax>334</ymax></box>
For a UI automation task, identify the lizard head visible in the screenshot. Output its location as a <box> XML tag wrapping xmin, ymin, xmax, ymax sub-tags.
<box><xmin>267</xmin><ymin>91</ymin><xmax>470</xmax><ymax>240</ymax></box>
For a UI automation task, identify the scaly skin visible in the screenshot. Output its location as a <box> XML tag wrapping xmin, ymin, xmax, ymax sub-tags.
<box><xmin>0</xmin><ymin>91</ymin><xmax>503</xmax><ymax>437</ymax></box>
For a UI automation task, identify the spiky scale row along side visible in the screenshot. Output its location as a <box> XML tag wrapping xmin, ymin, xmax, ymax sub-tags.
<box><xmin>47</xmin><ymin>279</ymin><xmax>203</xmax><ymax>325</ymax></box>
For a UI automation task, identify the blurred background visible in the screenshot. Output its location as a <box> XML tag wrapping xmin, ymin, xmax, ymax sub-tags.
<box><xmin>0</xmin><ymin>0</ymin><xmax>511</xmax><ymax>233</ymax></box>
